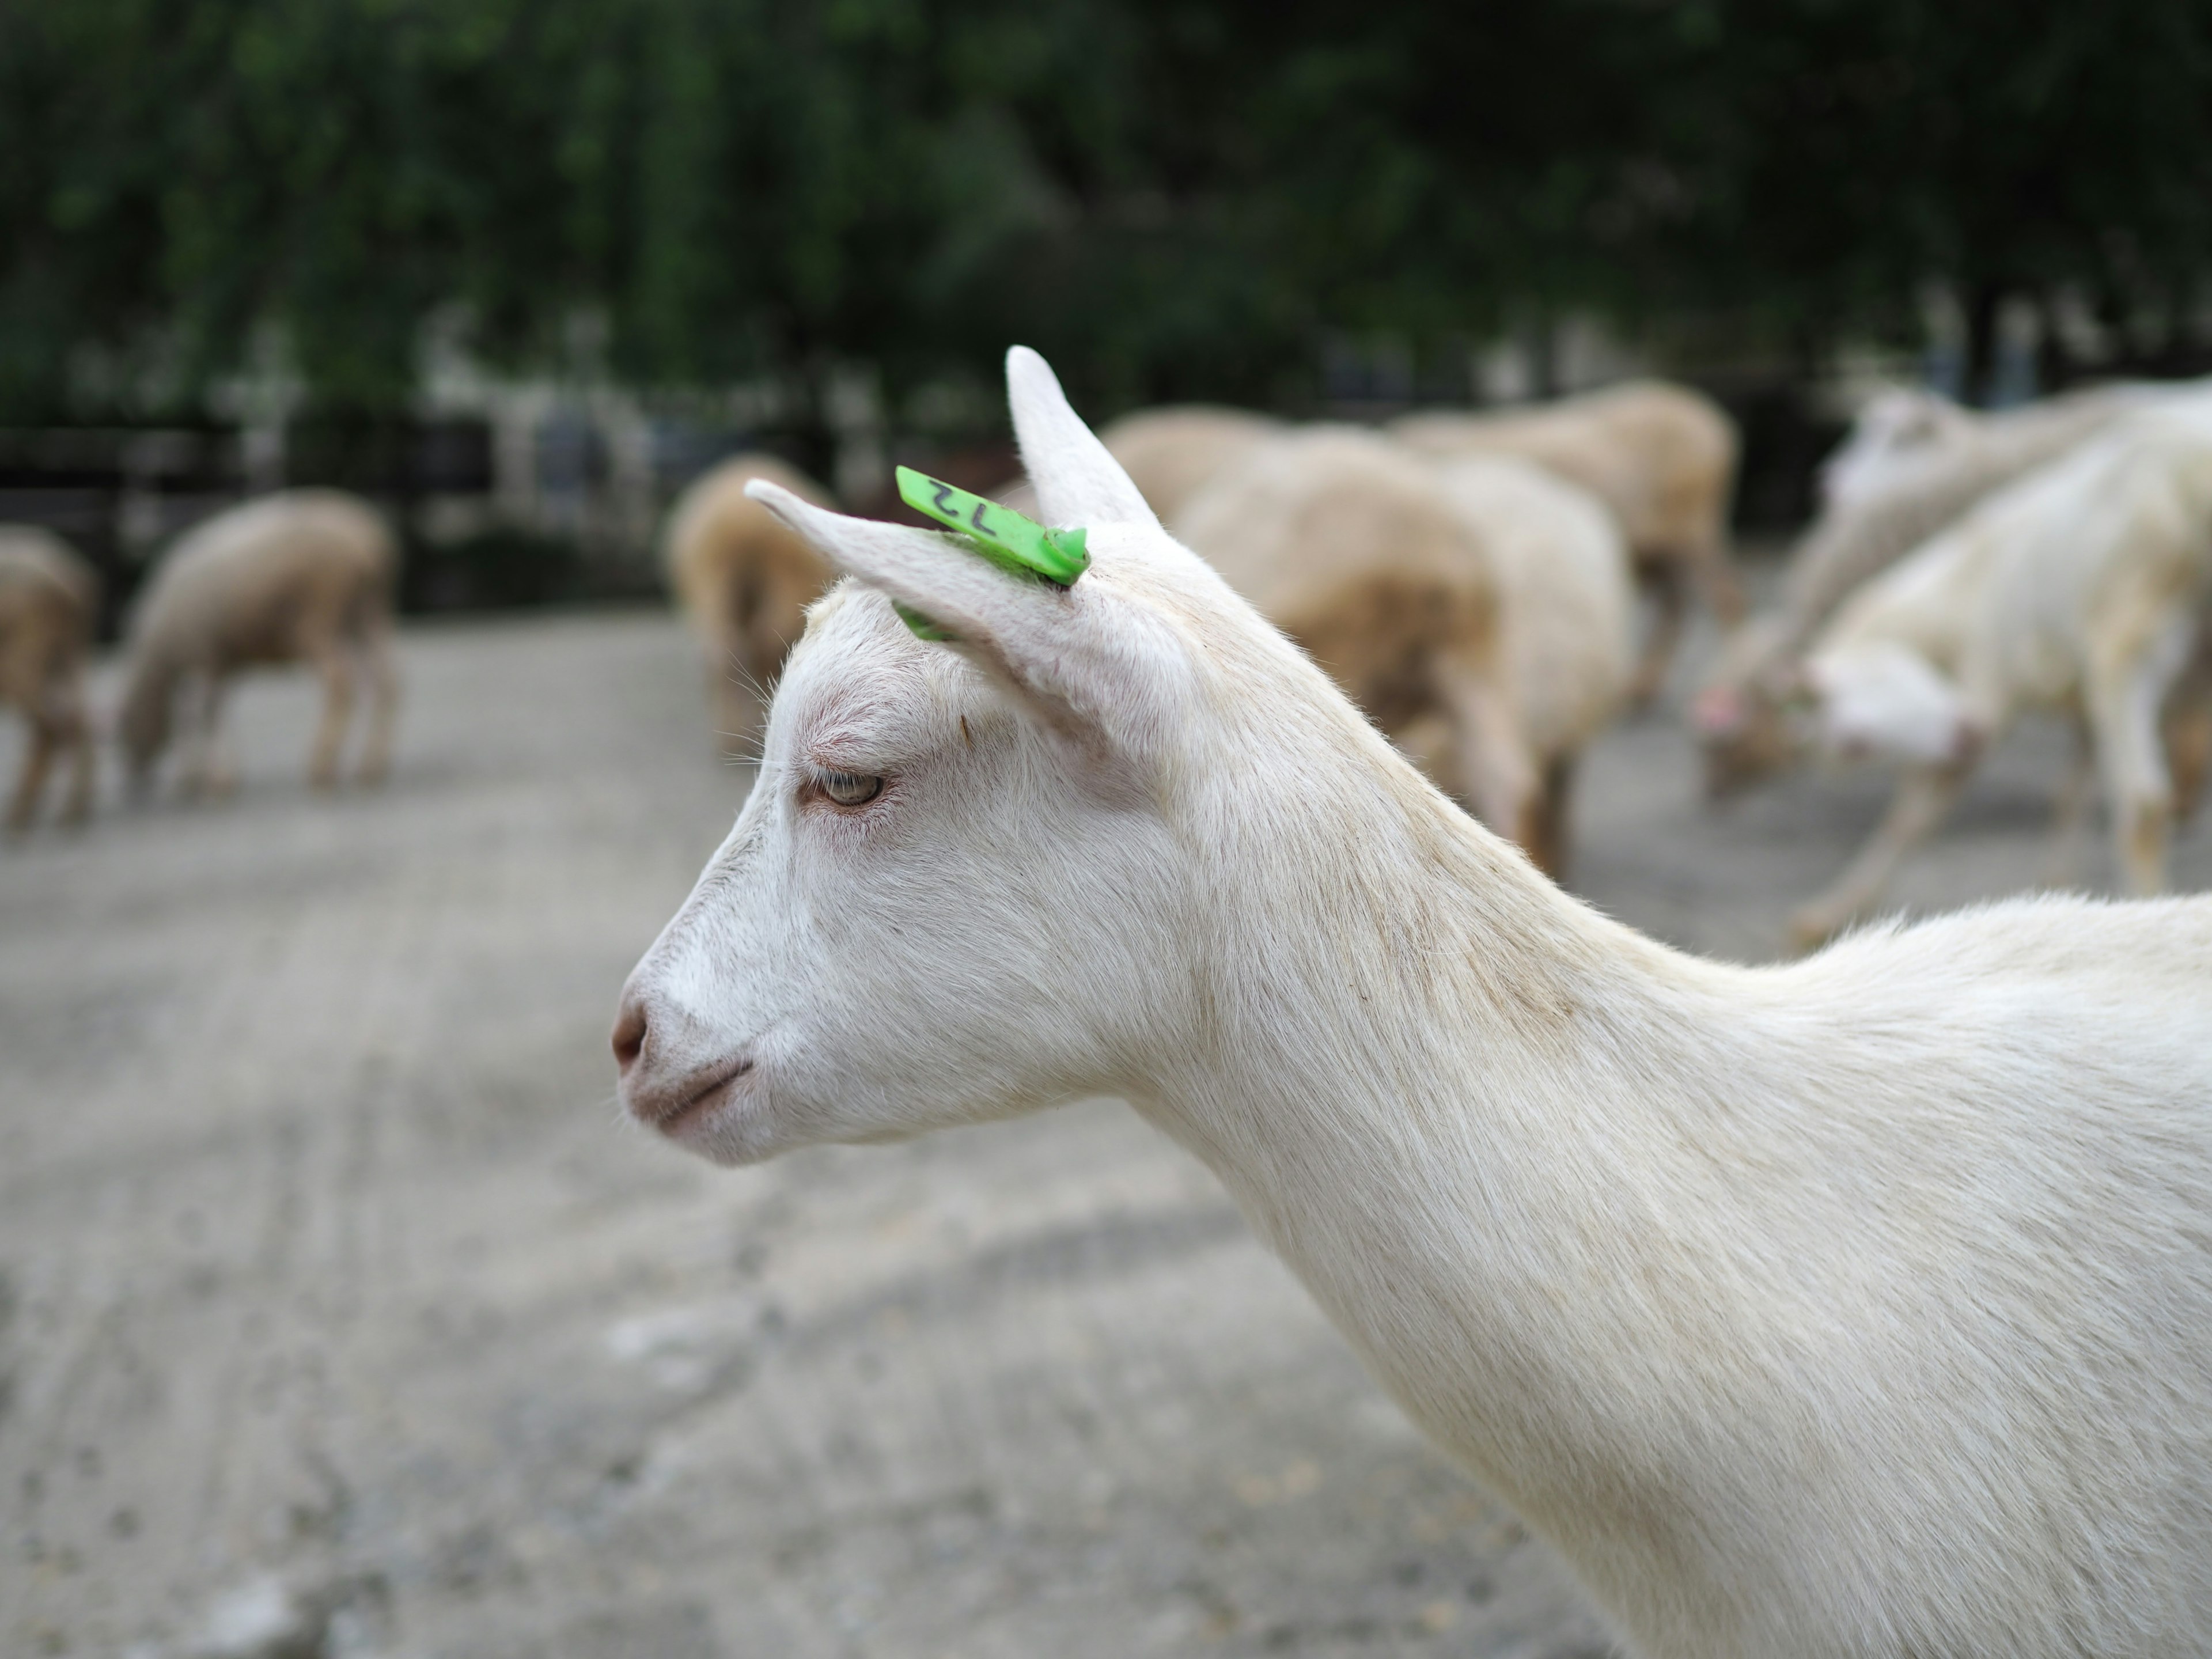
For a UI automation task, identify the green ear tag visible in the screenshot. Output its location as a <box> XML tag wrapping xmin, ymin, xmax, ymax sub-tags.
<box><xmin>891</xmin><ymin>600</ymin><xmax>953</xmax><ymax>641</ymax></box>
<box><xmin>891</xmin><ymin>466</ymin><xmax>1090</xmax><ymax>639</ymax></box>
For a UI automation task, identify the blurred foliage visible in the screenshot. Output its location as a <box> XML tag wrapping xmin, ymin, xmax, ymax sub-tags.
<box><xmin>3</xmin><ymin>0</ymin><xmax>2210</xmax><ymax>422</ymax></box>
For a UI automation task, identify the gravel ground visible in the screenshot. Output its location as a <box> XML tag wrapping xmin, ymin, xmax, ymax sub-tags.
<box><xmin>6</xmin><ymin>600</ymin><xmax>2207</xmax><ymax>1659</ymax></box>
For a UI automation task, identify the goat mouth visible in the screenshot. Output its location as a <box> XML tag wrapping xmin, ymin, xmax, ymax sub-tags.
<box><xmin>642</xmin><ymin>1057</ymin><xmax>757</xmax><ymax>1135</ymax></box>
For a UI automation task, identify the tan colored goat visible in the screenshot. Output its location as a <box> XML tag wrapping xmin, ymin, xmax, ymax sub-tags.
<box><xmin>118</xmin><ymin>491</ymin><xmax>398</xmax><ymax>797</ymax></box>
<box><xmin>993</xmin><ymin>404</ymin><xmax>1283</xmax><ymax>525</ymax></box>
<box><xmin>1099</xmin><ymin>405</ymin><xmax>1286</xmax><ymax>524</ymax></box>
<box><xmin>1176</xmin><ymin>429</ymin><xmax>1631</xmax><ymax>876</ymax></box>
<box><xmin>0</xmin><ymin>527</ymin><xmax>97</xmax><ymax>831</ymax></box>
<box><xmin>1427</xmin><ymin>455</ymin><xmax>1635</xmax><ymax>876</ymax></box>
<box><xmin>1392</xmin><ymin>381</ymin><xmax>1740</xmax><ymax>701</ymax></box>
<box><xmin>663</xmin><ymin>454</ymin><xmax>836</xmax><ymax>751</ymax></box>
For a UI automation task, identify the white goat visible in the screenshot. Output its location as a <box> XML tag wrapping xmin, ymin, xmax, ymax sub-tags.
<box><xmin>664</xmin><ymin>453</ymin><xmax>836</xmax><ymax>751</ymax></box>
<box><xmin>1392</xmin><ymin>382</ymin><xmax>1740</xmax><ymax>701</ymax></box>
<box><xmin>1816</xmin><ymin>385</ymin><xmax>1980</xmax><ymax>514</ymax></box>
<box><xmin>119</xmin><ymin>490</ymin><xmax>397</xmax><ymax>796</ymax></box>
<box><xmin>0</xmin><ymin>527</ymin><xmax>97</xmax><ymax>831</ymax></box>
<box><xmin>616</xmin><ymin>347</ymin><xmax>2212</xmax><ymax>1659</ymax></box>
<box><xmin>1698</xmin><ymin>382</ymin><xmax>2179</xmax><ymax>794</ymax></box>
<box><xmin>1817</xmin><ymin>382</ymin><xmax>2186</xmax><ymax>517</ymax></box>
<box><xmin>1782</xmin><ymin>405</ymin><xmax>2212</xmax><ymax>947</ymax></box>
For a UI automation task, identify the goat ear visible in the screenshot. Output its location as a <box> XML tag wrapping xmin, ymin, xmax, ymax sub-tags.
<box><xmin>745</xmin><ymin>480</ymin><xmax>1186</xmax><ymax>764</ymax></box>
<box><xmin>1005</xmin><ymin>346</ymin><xmax>1158</xmax><ymax>532</ymax></box>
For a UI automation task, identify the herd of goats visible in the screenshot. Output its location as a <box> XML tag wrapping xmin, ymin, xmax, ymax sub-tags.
<box><xmin>5</xmin><ymin>370</ymin><xmax>2211</xmax><ymax>948</ymax></box>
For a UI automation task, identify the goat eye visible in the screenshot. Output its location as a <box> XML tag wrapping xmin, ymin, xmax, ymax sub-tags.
<box><xmin>819</xmin><ymin>770</ymin><xmax>884</xmax><ymax>807</ymax></box>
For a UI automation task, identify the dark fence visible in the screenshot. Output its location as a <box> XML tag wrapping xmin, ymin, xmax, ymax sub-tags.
<box><xmin>0</xmin><ymin>376</ymin><xmax>1850</xmax><ymax>643</ymax></box>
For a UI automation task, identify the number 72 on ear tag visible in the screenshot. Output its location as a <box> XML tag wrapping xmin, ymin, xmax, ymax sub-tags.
<box><xmin>895</xmin><ymin>466</ymin><xmax>1090</xmax><ymax>586</ymax></box>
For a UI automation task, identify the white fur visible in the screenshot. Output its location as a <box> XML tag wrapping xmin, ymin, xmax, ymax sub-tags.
<box><xmin>1806</xmin><ymin>641</ymin><xmax>1970</xmax><ymax>764</ymax></box>
<box><xmin>1696</xmin><ymin>382</ymin><xmax>2194</xmax><ymax>798</ymax></box>
<box><xmin>1789</xmin><ymin>403</ymin><xmax>2212</xmax><ymax>942</ymax></box>
<box><xmin>618</xmin><ymin>347</ymin><xmax>2212</xmax><ymax>1659</ymax></box>
<box><xmin>1818</xmin><ymin>387</ymin><xmax>1979</xmax><ymax>514</ymax></box>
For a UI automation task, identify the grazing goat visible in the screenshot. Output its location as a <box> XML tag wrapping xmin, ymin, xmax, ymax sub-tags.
<box><xmin>1172</xmin><ymin>426</ymin><xmax>1534</xmax><ymax>853</ymax></box>
<box><xmin>0</xmin><ymin>527</ymin><xmax>97</xmax><ymax>831</ymax></box>
<box><xmin>616</xmin><ymin>347</ymin><xmax>2212</xmax><ymax>1659</ymax></box>
<box><xmin>1426</xmin><ymin>454</ymin><xmax>1635</xmax><ymax>876</ymax></box>
<box><xmin>1782</xmin><ymin>406</ymin><xmax>2212</xmax><ymax>948</ymax></box>
<box><xmin>1696</xmin><ymin>382</ymin><xmax>2171</xmax><ymax>796</ymax></box>
<box><xmin>1099</xmin><ymin>404</ymin><xmax>1285</xmax><ymax>524</ymax></box>
<box><xmin>1816</xmin><ymin>385</ymin><xmax>1979</xmax><ymax>514</ymax></box>
<box><xmin>663</xmin><ymin>454</ymin><xmax>836</xmax><ymax>751</ymax></box>
<box><xmin>1816</xmin><ymin>382</ymin><xmax>2191</xmax><ymax>517</ymax></box>
<box><xmin>1173</xmin><ymin>430</ymin><xmax>1632</xmax><ymax>873</ymax></box>
<box><xmin>119</xmin><ymin>491</ymin><xmax>397</xmax><ymax>797</ymax></box>
<box><xmin>1392</xmin><ymin>382</ymin><xmax>1739</xmax><ymax>702</ymax></box>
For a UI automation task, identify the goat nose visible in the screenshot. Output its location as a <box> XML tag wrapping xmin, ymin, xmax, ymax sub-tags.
<box><xmin>612</xmin><ymin>998</ymin><xmax>649</xmax><ymax>1074</ymax></box>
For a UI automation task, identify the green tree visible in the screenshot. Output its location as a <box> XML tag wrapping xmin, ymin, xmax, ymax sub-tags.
<box><xmin>2</xmin><ymin>0</ymin><xmax>2209</xmax><ymax>424</ymax></box>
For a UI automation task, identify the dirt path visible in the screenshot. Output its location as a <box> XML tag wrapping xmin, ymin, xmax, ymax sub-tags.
<box><xmin>3</xmin><ymin>607</ymin><xmax>2202</xmax><ymax>1658</ymax></box>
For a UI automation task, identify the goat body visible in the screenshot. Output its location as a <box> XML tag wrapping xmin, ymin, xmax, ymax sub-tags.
<box><xmin>1787</xmin><ymin>406</ymin><xmax>2212</xmax><ymax>944</ymax></box>
<box><xmin>120</xmin><ymin>490</ymin><xmax>397</xmax><ymax>795</ymax></box>
<box><xmin>1419</xmin><ymin>452</ymin><xmax>1635</xmax><ymax>876</ymax></box>
<box><xmin>1173</xmin><ymin>426</ymin><xmax>1535</xmax><ymax>849</ymax></box>
<box><xmin>1099</xmin><ymin>404</ymin><xmax>1286</xmax><ymax>525</ymax></box>
<box><xmin>1392</xmin><ymin>382</ymin><xmax>1740</xmax><ymax>700</ymax></box>
<box><xmin>1172</xmin><ymin>430</ymin><xmax>1632</xmax><ymax>874</ymax></box>
<box><xmin>1697</xmin><ymin>382</ymin><xmax>2183</xmax><ymax>795</ymax></box>
<box><xmin>0</xmin><ymin>527</ymin><xmax>97</xmax><ymax>830</ymax></box>
<box><xmin>1817</xmin><ymin>385</ymin><xmax>1981</xmax><ymax>513</ymax></box>
<box><xmin>663</xmin><ymin>454</ymin><xmax>836</xmax><ymax>751</ymax></box>
<box><xmin>617</xmin><ymin>348</ymin><xmax>2212</xmax><ymax>1659</ymax></box>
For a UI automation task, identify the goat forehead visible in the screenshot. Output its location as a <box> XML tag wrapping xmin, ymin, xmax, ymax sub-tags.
<box><xmin>772</xmin><ymin>588</ymin><xmax>977</xmax><ymax>760</ymax></box>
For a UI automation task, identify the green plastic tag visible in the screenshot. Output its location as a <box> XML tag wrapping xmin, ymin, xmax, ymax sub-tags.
<box><xmin>891</xmin><ymin>468</ymin><xmax>1090</xmax><ymax>639</ymax></box>
<box><xmin>891</xmin><ymin>600</ymin><xmax>953</xmax><ymax>641</ymax></box>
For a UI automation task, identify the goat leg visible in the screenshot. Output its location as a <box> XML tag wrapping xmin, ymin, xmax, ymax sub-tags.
<box><xmin>1790</xmin><ymin>760</ymin><xmax>1972</xmax><ymax>952</ymax></box>
<box><xmin>2040</xmin><ymin>719</ymin><xmax>2096</xmax><ymax>891</ymax></box>
<box><xmin>354</xmin><ymin>622</ymin><xmax>398</xmax><ymax>787</ymax></box>
<box><xmin>6</xmin><ymin>718</ymin><xmax>55</xmax><ymax>832</ymax></box>
<box><xmin>1430</xmin><ymin>651</ymin><xmax>1539</xmax><ymax>857</ymax></box>
<box><xmin>1629</xmin><ymin>560</ymin><xmax>1690</xmax><ymax>707</ymax></box>
<box><xmin>2088</xmin><ymin>625</ymin><xmax>2194</xmax><ymax>897</ymax></box>
<box><xmin>309</xmin><ymin>641</ymin><xmax>355</xmax><ymax>790</ymax></box>
<box><xmin>177</xmin><ymin>672</ymin><xmax>225</xmax><ymax>799</ymax></box>
<box><xmin>1688</xmin><ymin>537</ymin><xmax>1747</xmax><ymax>629</ymax></box>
